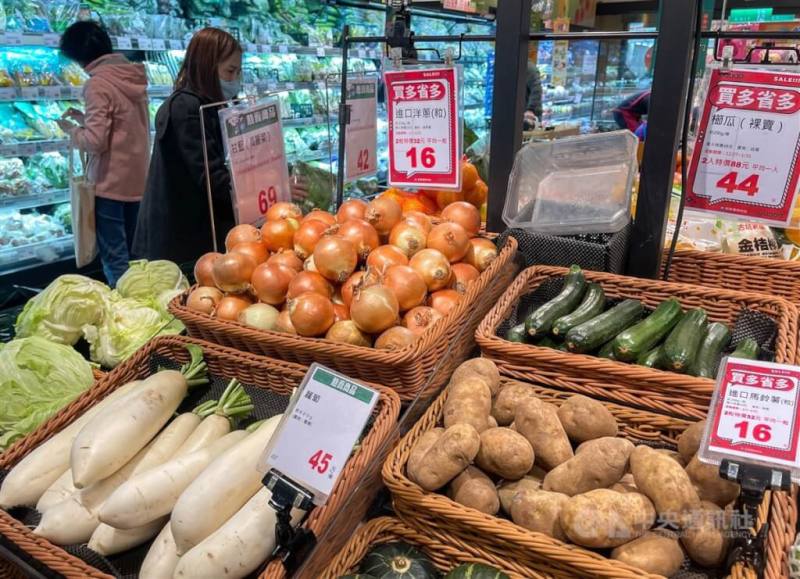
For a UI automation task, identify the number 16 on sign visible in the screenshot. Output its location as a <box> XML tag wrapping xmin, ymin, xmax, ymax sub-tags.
<box><xmin>345</xmin><ymin>78</ymin><xmax>378</xmax><ymax>182</ymax></box>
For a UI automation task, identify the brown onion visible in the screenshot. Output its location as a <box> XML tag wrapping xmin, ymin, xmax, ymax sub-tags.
<box><xmin>430</xmin><ymin>289</ymin><xmax>460</xmax><ymax>316</ymax></box>
<box><xmin>426</xmin><ymin>222</ymin><xmax>470</xmax><ymax>263</ymax></box>
<box><xmin>287</xmin><ymin>271</ymin><xmax>333</xmax><ymax>300</ymax></box>
<box><xmin>261</xmin><ymin>219</ymin><xmax>297</xmax><ymax>252</ymax></box>
<box><xmin>350</xmin><ymin>284</ymin><xmax>399</xmax><ymax>334</ymax></box>
<box><xmin>275</xmin><ymin>309</ymin><xmax>297</xmax><ymax>334</ymax></box>
<box><xmin>409</xmin><ymin>249</ymin><xmax>452</xmax><ymax>292</ymax></box>
<box><xmin>441</xmin><ymin>201</ymin><xmax>481</xmax><ymax>238</ymax></box>
<box><xmin>403</xmin><ymin>211</ymin><xmax>432</xmax><ymax>235</ymax></box>
<box><xmin>215</xmin><ymin>294</ymin><xmax>253</xmax><ymax>321</ymax></box>
<box><xmin>313</xmin><ymin>236</ymin><xmax>358</xmax><ymax>283</ymax></box>
<box><xmin>267</xmin><ymin>250</ymin><xmax>303</xmax><ymax>272</ymax></box>
<box><xmin>325</xmin><ymin>320</ymin><xmax>371</xmax><ymax>347</ymax></box>
<box><xmin>375</xmin><ymin>326</ymin><xmax>416</xmax><ymax>350</ymax></box>
<box><xmin>341</xmin><ymin>271</ymin><xmax>365</xmax><ymax>307</ymax></box>
<box><xmin>337</xmin><ymin>219</ymin><xmax>380</xmax><ymax>261</ymax></box>
<box><xmin>288</xmin><ymin>292</ymin><xmax>335</xmax><ymax>336</ymax></box>
<box><xmin>231</xmin><ymin>241</ymin><xmax>269</xmax><ymax>265</ymax></box>
<box><xmin>251</xmin><ymin>263</ymin><xmax>296</xmax><ymax>305</ymax></box>
<box><xmin>212</xmin><ymin>252</ymin><xmax>256</xmax><ymax>293</ymax></box>
<box><xmin>266</xmin><ymin>202</ymin><xmax>302</xmax><ymax>222</ymax></box>
<box><xmin>194</xmin><ymin>252</ymin><xmax>221</xmax><ymax>286</ymax></box>
<box><xmin>293</xmin><ymin>219</ymin><xmax>329</xmax><ymax>259</ymax></box>
<box><xmin>337</xmin><ymin>199</ymin><xmax>368</xmax><ymax>223</ymax></box>
<box><xmin>238</xmin><ymin>303</ymin><xmax>280</xmax><ymax>331</ymax></box>
<box><xmin>465</xmin><ymin>238</ymin><xmax>498</xmax><ymax>272</ymax></box>
<box><xmin>186</xmin><ymin>286</ymin><xmax>223</xmax><ymax>315</ymax></box>
<box><xmin>384</xmin><ymin>265</ymin><xmax>427</xmax><ymax>311</ymax></box>
<box><xmin>403</xmin><ymin>306</ymin><xmax>443</xmax><ymax>335</ymax></box>
<box><xmin>225</xmin><ymin>224</ymin><xmax>262</xmax><ymax>251</ymax></box>
<box><xmin>389</xmin><ymin>220</ymin><xmax>428</xmax><ymax>257</ymax></box>
<box><xmin>302</xmin><ymin>209</ymin><xmax>336</xmax><ymax>227</ymax></box>
<box><xmin>365</xmin><ymin>196</ymin><xmax>402</xmax><ymax>236</ymax></box>
<box><xmin>304</xmin><ymin>255</ymin><xmax>318</xmax><ymax>272</ymax></box>
<box><xmin>366</xmin><ymin>245</ymin><xmax>408</xmax><ymax>272</ymax></box>
<box><xmin>333</xmin><ymin>303</ymin><xmax>350</xmax><ymax>323</ymax></box>
<box><xmin>450</xmin><ymin>263</ymin><xmax>480</xmax><ymax>294</ymax></box>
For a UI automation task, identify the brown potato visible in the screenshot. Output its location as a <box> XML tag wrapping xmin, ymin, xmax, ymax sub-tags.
<box><xmin>656</xmin><ymin>449</ymin><xmax>687</xmax><ymax>467</ymax></box>
<box><xmin>475</xmin><ymin>427</ymin><xmax>535</xmax><ymax>481</ymax></box>
<box><xmin>686</xmin><ymin>456</ymin><xmax>740</xmax><ymax>508</ymax></box>
<box><xmin>611</xmin><ymin>531</ymin><xmax>685</xmax><ymax>576</ymax></box>
<box><xmin>677</xmin><ymin>420</ymin><xmax>707</xmax><ymax>463</ymax></box>
<box><xmin>451</xmin><ymin>358</ymin><xmax>501</xmax><ymax>396</ymax></box>
<box><xmin>488</xmin><ymin>416</ymin><xmax>498</xmax><ymax>429</ymax></box>
<box><xmin>407</xmin><ymin>428</ymin><xmax>444</xmax><ymax>475</ymax></box>
<box><xmin>491</xmin><ymin>381</ymin><xmax>536</xmax><ymax>426</ymax></box>
<box><xmin>449</xmin><ymin>466</ymin><xmax>500</xmax><ymax>515</ymax></box>
<box><xmin>556</xmin><ymin>395</ymin><xmax>618</xmax><ymax>443</ymax></box>
<box><xmin>543</xmin><ymin>437</ymin><xmax>634</xmax><ymax>496</ymax></box>
<box><xmin>560</xmin><ymin>489</ymin><xmax>656</xmax><ymax>548</ymax></box>
<box><xmin>630</xmin><ymin>445</ymin><xmax>700</xmax><ymax>525</ymax></box>
<box><xmin>510</xmin><ymin>489</ymin><xmax>568</xmax><ymax>540</ymax></box>
<box><xmin>407</xmin><ymin>424</ymin><xmax>481</xmax><ymax>491</ymax></box>
<box><xmin>681</xmin><ymin>501</ymin><xmax>729</xmax><ymax>567</ymax></box>
<box><xmin>443</xmin><ymin>377</ymin><xmax>492</xmax><ymax>433</ymax></box>
<box><xmin>498</xmin><ymin>476</ymin><xmax>543</xmax><ymax>514</ymax></box>
<box><xmin>515</xmin><ymin>397</ymin><xmax>573</xmax><ymax>471</ymax></box>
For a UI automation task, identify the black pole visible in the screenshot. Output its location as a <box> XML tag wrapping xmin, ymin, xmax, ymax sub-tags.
<box><xmin>624</xmin><ymin>0</ymin><xmax>699</xmax><ymax>278</ymax></box>
<box><xmin>486</xmin><ymin>0</ymin><xmax>531</xmax><ymax>232</ymax></box>
<box><xmin>336</xmin><ymin>25</ymin><xmax>350</xmax><ymax>210</ymax></box>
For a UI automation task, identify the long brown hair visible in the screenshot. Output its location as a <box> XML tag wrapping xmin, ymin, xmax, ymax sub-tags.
<box><xmin>175</xmin><ymin>28</ymin><xmax>241</xmax><ymax>102</ymax></box>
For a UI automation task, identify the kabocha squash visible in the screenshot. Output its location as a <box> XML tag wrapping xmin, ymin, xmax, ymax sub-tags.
<box><xmin>444</xmin><ymin>563</ymin><xmax>511</xmax><ymax>579</ymax></box>
<box><xmin>359</xmin><ymin>542</ymin><xmax>438</xmax><ymax>579</ymax></box>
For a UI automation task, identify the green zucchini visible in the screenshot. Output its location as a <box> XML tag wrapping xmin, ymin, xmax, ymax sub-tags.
<box><xmin>730</xmin><ymin>338</ymin><xmax>760</xmax><ymax>360</ymax></box>
<box><xmin>565</xmin><ymin>299</ymin><xmax>644</xmax><ymax>354</ymax></box>
<box><xmin>535</xmin><ymin>336</ymin><xmax>560</xmax><ymax>349</ymax></box>
<box><xmin>551</xmin><ymin>283</ymin><xmax>606</xmax><ymax>337</ymax></box>
<box><xmin>597</xmin><ymin>339</ymin><xmax>617</xmax><ymax>360</ymax></box>
<box><xmin>689</xmin><ymin>322</ymin><xmax>732</xmax><ymax>378</ymax></box>
<box><xmin>637</xmin><ymin>345</ymin><xmax>665</xmax><ymax>368</ymax></box>
<box><xmin>524</xmin><ymin>265</ymin><xmax>586</xmax><ymax>337</ymax></box>
<box><xmin>612</xmin><ymin>298</ymin><xmax>683</xmax><ymax>362</ymax></box>
<box><xmin>662</xmin><ymin>308</ymin><xmax>708</xmax><ymax>372</ymax></box>
<box><xmin>505</xmin><ymin>323</ymin><xmax>527</xmax><ymax>343</ymax></box>
<box><xmin>444</xmin><ymin>563</ymin><xmax>511</xmax><ymax>579</ymax></box>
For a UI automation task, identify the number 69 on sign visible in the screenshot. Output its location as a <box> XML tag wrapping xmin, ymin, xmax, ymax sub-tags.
<box><xmin>258</xmin><ymin>186</ymin><xmax>278</xmax><ymax>214</ymax></box>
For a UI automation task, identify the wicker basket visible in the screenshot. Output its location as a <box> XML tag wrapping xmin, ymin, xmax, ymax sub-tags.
<box><xmin>475</xmin><ymin>265</ymin><xmax>800</xmax><ymax>419</ymax></box>
<box><xmin>321</xmin><ymin>516</ymin><xmax>563</xmax><ymax>579</ymax></box>
<box><xmin>664</xmin><ymin>249</ymin><xmax>800</xmax><ymax>306</ymax></box>
<box><xmin>383</xmin><ymin>376</ymin><xmax>793</xmax><ymax>579</ymax></box>
<box><xmin>169</xmin><ymin>237</ymin><xmax>518</xmax><ymax>401</ymax></box>
<box><xmin>0</xmin><ymin>336</ymin><xmax>400</xmax><ymax>579</ymax></box>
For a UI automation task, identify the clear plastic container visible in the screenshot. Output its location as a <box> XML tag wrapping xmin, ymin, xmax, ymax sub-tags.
<box><xmin>503</xmin><ymin>130</ymin><xmax>638</xmax><ymax>235</ymax></box>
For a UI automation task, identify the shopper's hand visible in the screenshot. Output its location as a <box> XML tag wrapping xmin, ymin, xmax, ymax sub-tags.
<box><xmin>63</xmin><ymin>107</ymin><xmax>85</xmax><ymax>124</ymax></box>
<box><xmin>290</xmin><ymin>175</ymin><xmax>309</xmax><ymax>202</ymax></box>
<box><xmin>523</xmin><ymin>111</ymin><xmax>538</xmax><ymax>126</ymax></box>
<box><xmin>56</xmin><ymin>118</ymin><xmax>77</xmax><ymax>134</ymax></box>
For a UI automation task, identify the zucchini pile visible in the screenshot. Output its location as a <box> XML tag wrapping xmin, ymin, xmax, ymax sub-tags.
<box><xmin>505</xmin><ymin>265</ymin><xmax>760</xmax><ymax>379</ymax></box>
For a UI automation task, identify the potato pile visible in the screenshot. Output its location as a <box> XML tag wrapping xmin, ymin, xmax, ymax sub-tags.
<box><xmin>406</xmin><ymin>359</ymin><xmax>741</xmax><ymax>577</ymax></box>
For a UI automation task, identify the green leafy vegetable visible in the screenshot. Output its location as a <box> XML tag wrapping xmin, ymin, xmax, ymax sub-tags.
<box><xmin>116</xmin><ymin>259</ymin><xmax>189</xmax><ymax>304</ymax></box>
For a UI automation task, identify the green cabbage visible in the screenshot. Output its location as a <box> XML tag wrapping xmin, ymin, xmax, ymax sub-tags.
<box><xmin>116</xmin><ymin>260</ymin><xmax>189</xmax><ymax>304</ymax></box>
<box><xmin>15</xmin><ymin>274</ymin><xmax>111</xmax><ymax>345</ymax></box>
<box><xmin>0</xmin><ymin>336</ymin><xmax>94</xmax><ymax>450</ymax></box>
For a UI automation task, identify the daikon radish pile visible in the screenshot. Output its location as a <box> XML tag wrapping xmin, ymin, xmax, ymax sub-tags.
<box><xmin>71</xmin><ymin>345</ymin><xmax>208</xmax><ymax>488</ymax></box>
<box><xmin>88</xmin><ymin>516</ymin><xmax>168</xmax><ymax>556</ymax></box>
<box><xmin>139</xmin><ymin>522</ymin><xmax>180</xmax><ymax>579</ymax></box>
<box><xmin>35</xmin><ymin>469</ymin><xmax>76</xmax><ymax>513</ymax></box>
<box><xmin>171</xmin><ymin>413</ymin><xmax>283</xmax><ymax>555</ymax></box>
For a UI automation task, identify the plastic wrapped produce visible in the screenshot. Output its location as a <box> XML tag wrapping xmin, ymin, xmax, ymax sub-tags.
<box><xmin>0</xmin><ymin>158</ymin><xmax>30</xmax><ymax>199</ymax></box>
<box><xmin>0</xmin><ymin>211</ymin><xmax>67</xmax><ymax>249</ymax></box>
<box><xmin>0</xmin><ymin>104</ymin><xmax>39</xmax><ymax>142</ymax></box>
<box><xmin>15</xmin><ymin>102</ymin><xmax>66</xmax><ymax>140</ymax></box>
<box><xmin>26</xmin><ymin>152</ymin><xmax>69</xmax><ymax>190</ymax></box>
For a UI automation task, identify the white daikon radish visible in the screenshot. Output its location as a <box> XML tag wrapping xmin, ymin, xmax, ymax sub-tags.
<box><xmin>0</xmin><ymin>379</ymin><xmax>142</xmax><ymax>509</ymax></box>
<box><xmin>32</xmin><ymin>490</ymin><xmax>101</xmax><ymax>545</ymax></box>
<box><xmin>99</xmin><ymin>429</ymin><xmax>248</xmax><ymax>529</ymax></box>
<box><xmin>171</xmin><ymin>414</ymin><xmax>283</xmax><ymax>555</ymax></box>
<box><xmin>173</xmin><ymin>487</ymin><xmax>303</xmax><ymax>579</ymax></box>
<box><xmin>139</xmin><ymin>521</ymin><xmax>179</xmax><ymax>579</ymax></box>
<box><xmin>71</xmin><ymin>346</ymin><xmax>208</xmax><ymax>488</ymax></box>
<box><xmin>173</xmin><ymin>380</ymin><xmax>254</xmax><ymax>457</ymax></box>
<box><xmin>88</xmin><ymin>517</ymin><xmax>168</xmax><ymax>556</ymax></box>
<box><xmin>36</xmin><ymin>469</ymin><xmax>77</xmax><ymax>513</ymax></box>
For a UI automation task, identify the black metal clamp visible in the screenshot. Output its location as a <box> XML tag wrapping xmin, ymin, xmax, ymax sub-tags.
<box><xmin>263</xmin><ymin>469</ymin><xmax>317</xmax><ymax>575</ymax></box>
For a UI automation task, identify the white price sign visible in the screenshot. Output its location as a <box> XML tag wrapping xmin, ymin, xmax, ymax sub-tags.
<box><xmin>20</xmin><ymin>87</ymin><xmax>38</xmax><ymax>100</ymax></box>
<box><xmin>344</xmin><ymin>78</ymin><xmax>378</xmax><ymax>182</ymax></box>
<box><xmin>0</xmin><ymin>88</ymin><xmax>15</xmax><ymax>101</ymax></box>
<box><xmin>219</xmin><ymin>98</ymin><xmax>291</xmax><ymax>225</ymax></box>
<box><xmin>151</xmin><ymin>39</ymin><xmax>166</xmax><ymax>51</ymax></box>
<box><xmin>4</xmin><ymin>32</ymin><xmax>23</xmax><ymax>46</ymax></box>
<box><xmin>116</xmin><ymin>36</ymin><xmax>133</xmax><ymax>50</ymax></box>
<box><xmin>259</xmin><ymin>364</ymin><xmax>378</xmax><ymax>505</ymax></box>
<box><xmin>136</xmin><ymin>37</ymin><xmax>152</xmax><ymax>50</ymax></box>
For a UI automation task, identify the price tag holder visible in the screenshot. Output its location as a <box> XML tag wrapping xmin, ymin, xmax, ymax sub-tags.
<box><xmin>135</xmin><ymin>37</ymin><xmax>152</xmax><ymax>50</ymax></box>
<box><xmin>151</xmin><ymin>38</ymin><xmax>166</xmax><ymax>51</ymax></box>
<box><xmin>285</xmin><ymin>82</ymin><xmax>295</xmax><ymax>90</ymax></box>
<box><xmin>4</xmin><ymin>32</ymin><xmax>23</xmax><ymax>46</ymax></box>
<box><xmin>316</xmin><ymin>46</ymin><xmax>326</xmax><ymax>57</ymax></box>
<box><xmin>116</xmin><ymin>36</ymin><xmax>133</xmax><ymax>50</ymax></box>
<box><xmin>686</xmin><ymin>68</ymin><xmax>800</xmax><ymax>226</ymax></box>
<box><xmin>16</xmin><ymin>143</ymin><xmax>37</xmax><ymax>156</ymax></box>
<box><xmin>259</xmin><ymin>364</ymin><xmax>378</xmax><ymax>506</ymax></box>
<box><xmin>43</xmin><ymin>86</ymin><xmax>61</xmax><ymax>99</ymax></box>
<box><xmin>0</xmin><ymin>88</ymin><xmax>15</xmax><ymax>101</ymax></box>
<box><xmin>344</xmin><ymin>77</ymin><xmax>378</xmax><ymax>182</ymax></box>
<box><xmin>218</xmin><ymin>98</ymin><xmax>291</xmax><ymax>226</ymax></box>
<box><xmin>385</xmin><ymin>66</ymin><xmax>462</xmax><ymax>190</ymax></box>
<box><xmin>699</xmin><ymin>357</ymin><xmax>800</xmax><ymax>481</ymax></box>
<box><xmin>20</xmin><ymin>87</ymin><xmax>38</xmax><ymax>100</ymax></box>
<box><xmin>167</xmin><ymin>39</ymin><xmax>183</xmax><ymax>50</ymax></box>
<box><xmin>278</xmin><ymin>45</ymin><xmax>289</xmax><ymax>54</ymax></box>
<box><xmin>43</xmin><ymin>34</ymin><xmax>60</xmax><ymax>47</ymax></box>
<box><xmin>245</xmin><ymin>42</ymin><xmax>257</xmax><ymax>53</ymax></box>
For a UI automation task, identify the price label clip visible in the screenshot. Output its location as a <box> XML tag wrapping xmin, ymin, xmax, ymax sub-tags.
<box><xmin>262</xmin><ymin>468</ymin><xmax>316</xmax><ymax>571</ymax></box>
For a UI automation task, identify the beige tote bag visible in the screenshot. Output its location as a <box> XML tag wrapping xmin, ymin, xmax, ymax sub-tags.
<box><xmin>69</xmin><ymin>149</ymin><xmax>97</xmax><ymax>268</ymax></box>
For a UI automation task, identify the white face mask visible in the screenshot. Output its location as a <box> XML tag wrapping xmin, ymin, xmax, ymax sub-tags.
<box><xmin>220</xmin><ymin>76</ymin><xmax>241</xmax><ymax>100</ymax></box>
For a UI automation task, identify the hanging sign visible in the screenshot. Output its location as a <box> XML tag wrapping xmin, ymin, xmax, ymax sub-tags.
<box><xmin>385</xmin><ymin>66</ymin><xmax>461</xmax><ymax>190</ymax></box>
<box><xmin>699</xmin><ymin>357</ymin><xmax>800</xmax><ymax>481</ymax></box>
<box><xmin>219</xmin><ymin>99</ymin><xmax>291</xmax><ymax>225</ymax></box>
<box><xmin>443</xmin><ymin>0</ymin><xmax>477</xmax><ymax>12</ymax></box>
<box><xmin>259</xmin><ymin>364</ymin><xmax>378</xmax><ymax>506</ymax></box>
<box><xmin>344</xmin><ymin>77</ymin><xmax>378</xmax><ymax>182</ymax></box>
<box><xmin>686</xmin><ymin>68</ymin><xmax>800</xmax><ymax>226</ymax></box>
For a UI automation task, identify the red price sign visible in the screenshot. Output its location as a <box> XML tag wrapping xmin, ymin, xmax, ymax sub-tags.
<box><xmin>308</xmin><ymin>450</ymin><xmax>332</xmax><ymax>474</ymax></box>
<box><xmin>385</xmin><ymin>66</ymin><xmax>461</xmax><ymax>190</ymax></box>
<box><xmin>345</xmin><ymin>78</ymin><xmax>378</xmax><ymax>182</ymax></box>
<box><xmin>686</xmin><ymin>68</ymin><xmax>800</xmax><ymax>226</ymax></box>
<box><xmin>258</xmin><ymin>186</ymin><xmax>278</xmax><ymax>214</ymax></box>
<box><xmin>705</xmin><ymin>359</ymin><xmax>800</xmax><ymax>470</ymax></box>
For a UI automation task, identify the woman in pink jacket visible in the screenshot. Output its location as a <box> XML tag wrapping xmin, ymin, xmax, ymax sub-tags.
<box><xmin>56</xmin><ymin>21</ymin><xmax>150</xmax><ymax>286</ymax></box>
